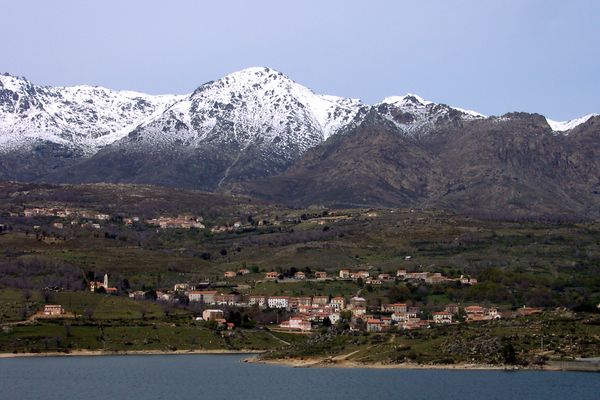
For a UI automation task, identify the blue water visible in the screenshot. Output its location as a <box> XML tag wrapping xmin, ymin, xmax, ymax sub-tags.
<box><xmin>0</xmin><ymin>354</ymin><xmax>598</xmax><ymax>400</ymax></box>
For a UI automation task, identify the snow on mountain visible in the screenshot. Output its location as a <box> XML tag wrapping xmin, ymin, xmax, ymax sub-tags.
<box><xmin>376</xmin><ymin>94</ymin><xmax>485</xmax><ymax>136</ymax></box>
<box><xmin>126</xmin><ymin>67</ymin><xmax>364</xmax><ymax>156</ymax></box>
<box><xmin>546</xmin><ymin>113</ymin><xmax>598</xmax><ymax>132</ymax></box>
<box><xmin>2</xmin><ymin>68</ymin><xmax>596</xmax><ymax>162</ymax></box>
<box><xmin>0</xmin><ymin>73</ymin><xmax>183</xmax><ymax>153</ymax></box>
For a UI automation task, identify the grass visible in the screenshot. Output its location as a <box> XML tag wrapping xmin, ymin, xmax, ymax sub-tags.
<box><xmin>264</xmin><ymin>311</ymin><xmax>600</xmax><ymax>365</ymax></box>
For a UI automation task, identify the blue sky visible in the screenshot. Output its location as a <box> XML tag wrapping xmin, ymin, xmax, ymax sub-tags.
<box><xmin>1</xmin><ymin>0</ymin><xmax>598</xmax><ymax>120</ymax></box>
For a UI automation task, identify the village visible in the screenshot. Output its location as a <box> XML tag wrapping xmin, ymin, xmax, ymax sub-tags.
<box><xmin>9</xmin><ymin>206</ymin><xmax>361</xmax><ymax>234</ymax></box>
<box><xmin>76</xmin><ymin>266</ymin><xmax>542</xmax><ymax>334</ymax></box>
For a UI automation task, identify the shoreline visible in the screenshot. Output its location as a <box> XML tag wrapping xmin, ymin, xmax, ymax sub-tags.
<box><xmin>0</xmin><ymin>349</ymin><xmax>262</xmax><ymax>359</ymax></box>
<box><xmin>244</xmin><ymin>356</ymin><xmax>559</xmax><ymax>371</ymax></box>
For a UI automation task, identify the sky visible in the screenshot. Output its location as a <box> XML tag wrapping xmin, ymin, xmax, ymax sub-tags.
<box><xmin>1</xmin><ymin>0</ymin><xmax>598</xmax><ymax>120</ymax></box>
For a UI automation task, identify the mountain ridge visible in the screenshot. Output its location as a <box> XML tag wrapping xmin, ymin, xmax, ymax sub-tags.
<box><xmin>1</xmin><ymin>68</ymin><xmax>599</xmax><ymax>219</ymax></box>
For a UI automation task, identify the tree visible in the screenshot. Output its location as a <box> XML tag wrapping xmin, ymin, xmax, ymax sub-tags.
<box><xmin>145</xmin><ymin>290</ymin><xmax>157</xmax><ymax>301</ymax></box>
<box><xmin>84</xmin><ymin>308</ymin><xmax>94</xmax><ymax>320</ymax></box>
<box><xmin>502</xmin><ymin>342</ymin><xmax>517</xmax><ymax>365</ymax></box>
<box><xmin>322</xmin><ymin>317</ymin><xmax>332</xmax><ymax>327</ymax></box>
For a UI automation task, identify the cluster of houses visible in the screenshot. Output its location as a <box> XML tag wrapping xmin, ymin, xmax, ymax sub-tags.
<box><xmin>338</xmin><ymin>268</ymin><xmax>478</xmax><ymax>286</ymax></box>
<box><xmin>145</xmin><ymin>215</ymin><xmax>205</xmax><ymax>229</ymax></box>
<box><xmin>19</xmin><ymin>206</ymin><xmax>208</xmax><ymax>231</ymax></box>
<box><xmin>222</xmin><ymin>267</ymin><xmax>477</xmax><ymax>286</ymax></box>
<box><xmin>21</xmin><ymin>207</ymin><xmax>116</xmax><ymax>230</ymax></box>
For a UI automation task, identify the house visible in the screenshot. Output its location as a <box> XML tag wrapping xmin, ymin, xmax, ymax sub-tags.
<box><xmin>381</xmin><ymin>303</ymin><xmax>407</xmax><ymax>313</ymax></box>
<box><xmin>391</xmin><ymin>311</ymin><xmax>418</xmax><ymax>322</ymax></box>
<box><xmin>265</xmin><ymin>271</ymin><xmax>279</xmax><ymax>280</ymax></box>
<box><xmin>351</xmin><ymin>271</ymin><xmax>370</xmax><ymax>280</ymax></box>
<box><xmin>460</xmin><ymin>275</ymin><xmax>478</xmax><ymax>285</ymax></box>
<box><xmin>366</xmin><ymin>319</ymin><xmax>384</xmax><ymax>332</ymax></box>
<box><xmin>312</xmin><ymin>296</ymin><xmax>329</xmax><ymax>306</ymax></box>
<box><xmin>202</xmin><ymin>309</ymin><xmax>224</xmax><ymax>321</ymax></box>
<box><xmin>280</xmin><ymin>316</ymin><xmax>312</xmax><ymax>331</ymax></box>
<box><xmin>402</xmin><ymin>319</ymin><xmax>429</xmax><ymax>330</ymax></box>
<box><xmin>215</xmin><ymin>293</ymin><xmax>241</xmax><ymax>306</ymax></box>
<box><xmin>444</xmin><ymin>303</ymin><xmax>460</xmax><ymax>315</ymax></box>
<box><xmin>156</xmin><ymin>291</ymin><xmax>174</xmax><ymax>302</ymax></box>
<box><xmin>432</xmin><ymin>311</ymin><xmax>453</xmax><ymax>324</ymax></box>
<box><xmin>52</xmin><ymin>222</ymin><xmax>64</xmax><ymax>229</ymax></box>
<box><xmin>224</xmin><ymin>271</ymin><xmax>237</xmax><ymax>278</ymax></box>
<box><xmin>267</xmin><ymin>296</ymin><xmax>289</xmax><ymax>309</ymax></box>
<box><xmin>396</xmin><ymin>269</ymin><xmax>407</xmax><ymax>279</ymax></box>
<box><xmin>174</xmin><ymin>283</ymin><xmax>192</xmax><ymax>292</ymax></box>
<box><xmin>238</xmin><ymin>268</ymin><xmax>251</xmax><ymax>275</ymax></box>
<box><xmin>188</xmin><ymin>290</ymin><xmax>218</xmax><ymax>304</ymax></box>
<box><xmin>425</xmin><ymin>273</ymin><xmax>448</xmax><ymax>284</ymax></box>
<box><xmin>487</xmin><ymin>307</ymin><xmax>501</xmax><ymax>319</ymax></box>
<box><xmin>330</xmin><ymin>297</ymin><xmax>346</xmax><ymax>310</ymax></box>
<box><xmin>43</xmin><ymin>304</ymin><xmax>64</xmax><ymax>316</ymax></box>
<box><xmin>248</xmin><ymin>295</ymin><xmax>268</xmax><ymax>308</ymax></box>
<box><xmin>294</xmin><ymin>271</ymin><xmax>306</xmax><ymax>280</ymax></box>
<box><xmin>339</xmin><ymin>269</ymin><xmax>351</xmax><ymax>279</ymax></box>
<box><xmin>350</xmin><ymin>296</ymin><xmax>367</xmax><ymax>307</ymax></box>
<box><xmin>377</xmin><ymin>273</ymin><xmax>392</xmax><ymax>281</ymax></box>
<box><xmin>314</xmin><ymin>271</ymin><xmax>327</xmax><ymax>280</ymax></box>
<box><xmin>349</xmin><ymin>305</ymin><xmax>367</xmax><ymax>317</ymax></box>
<box><xmin>517</xmin><ymin>306</ymin><xmax>543</xmax><ymax>317</ymax></box>
<box><xmin>464</xmin><ymin>305</ymin><xmax>486</xmax><ymax>315</ymax></box>
<box><xmin>289</xmin><ymin>297</ymin><xmax>312</xmax><ymax>309</ymax></box>
<box><xmin>129</xmin><ymin>290</ymin><xmax>145</xmax><ymax>299</ymax></box>
<box><xmin>105</xmin><ymin>287</ymin><xmax>118</xmax><ymax>295</ymax></box>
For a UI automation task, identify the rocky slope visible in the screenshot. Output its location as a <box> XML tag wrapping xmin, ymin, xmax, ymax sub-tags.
<box><xmin>238</xmin><ymin>111</ymin><xmax>600</xmax><ymax>219</ymax></box>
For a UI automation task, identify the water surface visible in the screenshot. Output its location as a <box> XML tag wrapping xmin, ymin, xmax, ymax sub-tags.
<box><xmin>1</xmin><ymin>354</ymin><xmax>598</xmax><ymax>400</ymax></box>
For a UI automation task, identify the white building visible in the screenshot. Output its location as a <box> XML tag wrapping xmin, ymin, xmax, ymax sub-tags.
<box><xmin>267</xmin><ymin>296</ymin><xmax>289</xmax><ymax>309</ymax></box>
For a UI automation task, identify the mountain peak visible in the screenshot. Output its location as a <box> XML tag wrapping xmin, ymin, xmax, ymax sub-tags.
<box><xmin>381</xmin><ymin>93</ymin><xmax>433</xmax><ymax>106</ymax></box>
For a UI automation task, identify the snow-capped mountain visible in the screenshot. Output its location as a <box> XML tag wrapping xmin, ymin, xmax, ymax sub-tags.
<box><xmin>0</xmin><ymin>73</ymin><xmax>183</xmax><ymax>154</ymax></box>
<box><xmin>1</xmin><ymin>66</ymin><xmax>598</xmax><ymax>212</ymax></box>
<box><xmin>124</xmin><ymin>67</ymin><xmax>364</xmax><ymax>156</ymax></box>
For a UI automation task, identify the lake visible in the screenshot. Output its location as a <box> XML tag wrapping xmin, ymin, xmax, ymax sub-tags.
<box><xmin>0</xmin><ymin>354</ymin><xmax>598</xmax><ymax>400</ymax></box>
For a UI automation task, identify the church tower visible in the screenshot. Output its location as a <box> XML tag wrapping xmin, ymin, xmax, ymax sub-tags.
<box><xmin>103</xmin><ymin>273</ymin><xmax>109</xmax><ymax>288</ymax></box>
